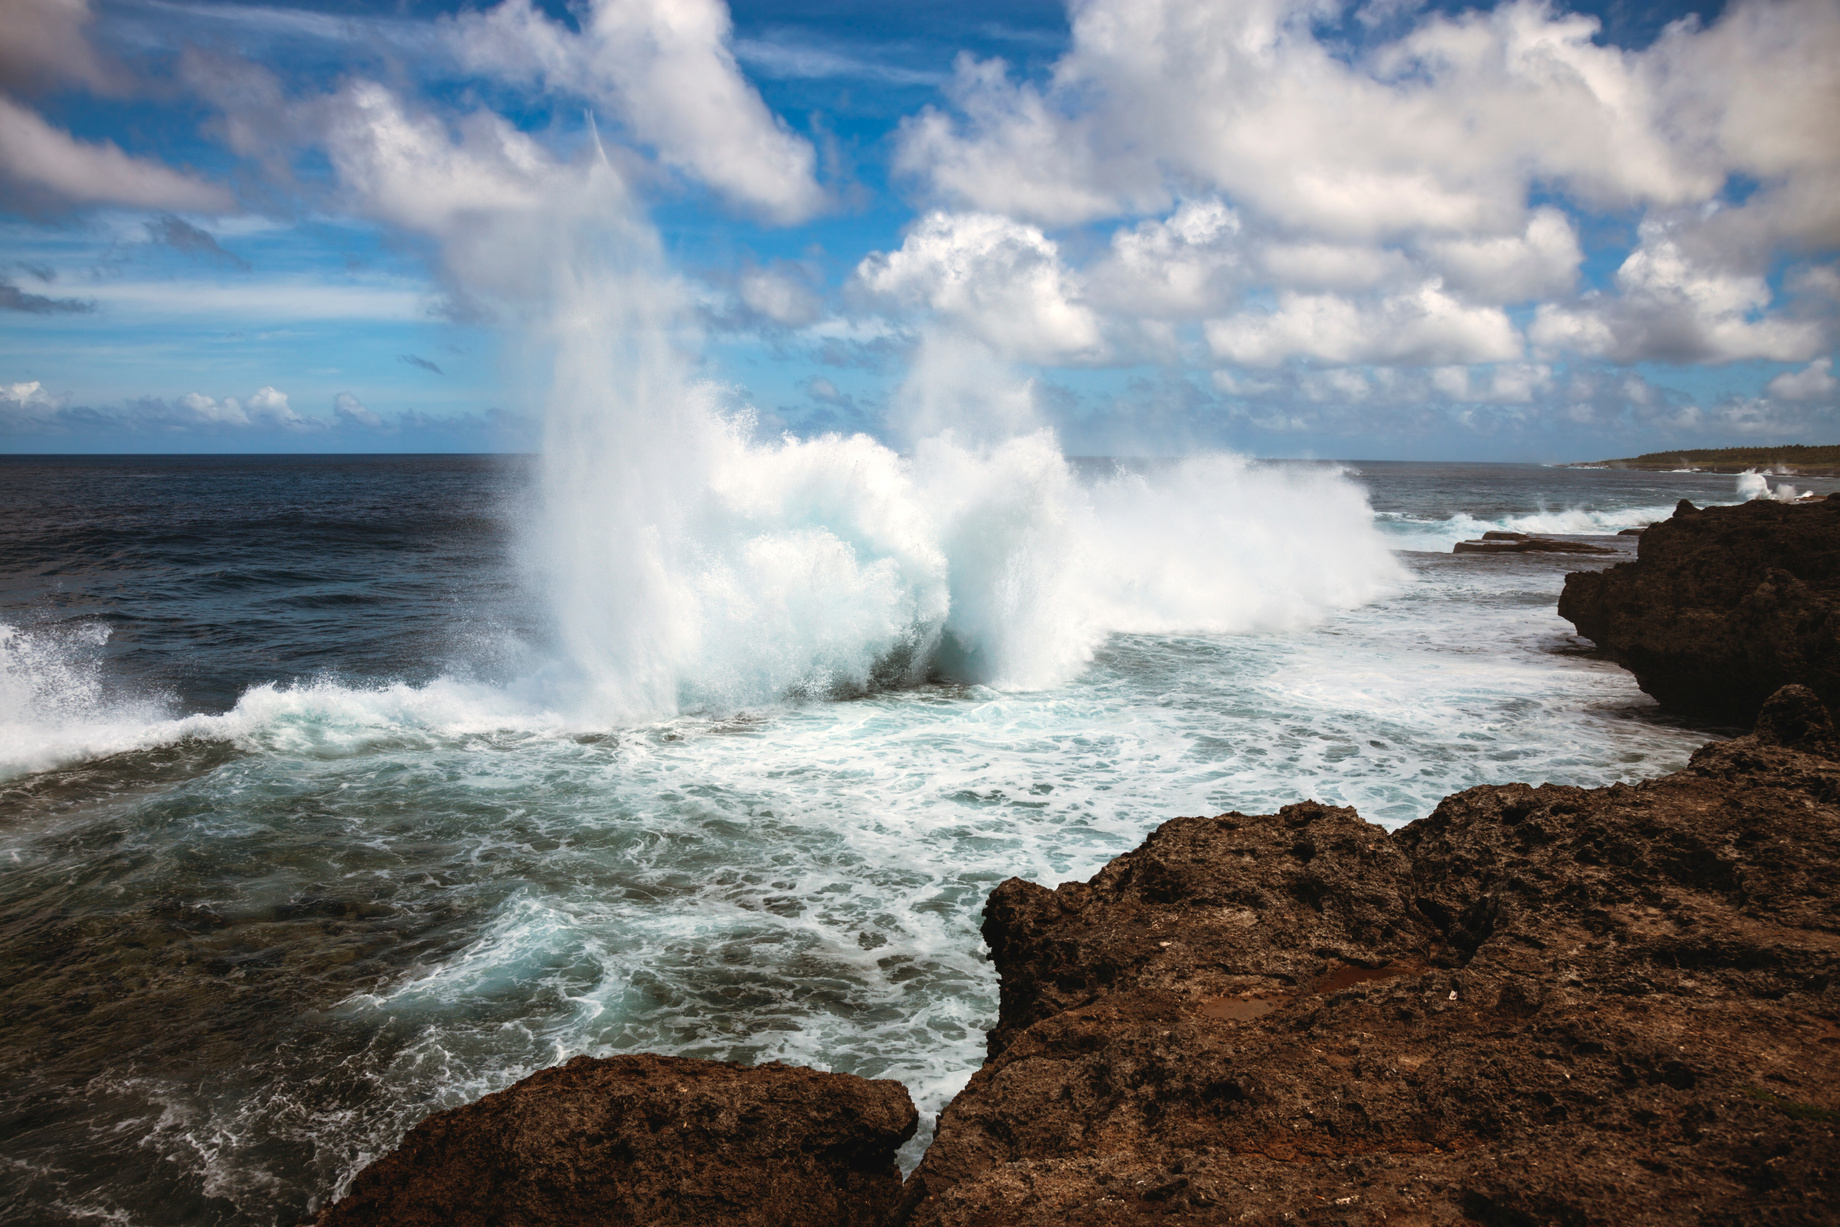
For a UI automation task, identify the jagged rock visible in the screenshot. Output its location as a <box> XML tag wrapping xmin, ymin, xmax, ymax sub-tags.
<box><xmin>313</xmin><ymin>1055</ymin><xmax>916</xmax><ymax>1227</ymax></box>
<box><xmin>1559</xmin><ymin>494</ymin><xmax>1840</xmax><ymax>722</ymax></box>
<box><xmin>897</xmin><ymin>689</ymin><xmax>1840</xmax><ymax>1226</ymax></box>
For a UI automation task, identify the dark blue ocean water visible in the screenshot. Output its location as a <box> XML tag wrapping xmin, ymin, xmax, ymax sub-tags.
<box><xmin>0</xmin><ymin>454</ymin><xmax>1818</xmax><ymax>1225</ymax></box>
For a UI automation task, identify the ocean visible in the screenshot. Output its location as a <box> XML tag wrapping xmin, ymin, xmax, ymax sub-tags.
<box><xmin>0</xmin><ymin>452</ymin><xmax>1823</xmax><ymax>1225</ymax></box>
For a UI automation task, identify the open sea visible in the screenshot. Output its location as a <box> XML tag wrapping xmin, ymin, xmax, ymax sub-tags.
<box><xmin>1</xmin><ymin>452</ymin><xmax>1825</xmax><ymax>1225</ymax></box>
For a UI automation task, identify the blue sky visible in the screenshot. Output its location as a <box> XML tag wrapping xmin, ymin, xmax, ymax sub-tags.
<box><xmin>1</xmin><ymin>0</ymin><xmax>1835</xmax><ymax>458</ymax></box>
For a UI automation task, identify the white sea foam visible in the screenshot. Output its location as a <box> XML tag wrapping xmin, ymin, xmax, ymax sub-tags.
<box><xmin>0</xmin><ymin>622</ymin><xmax>184</xmax><ymax>777</ymax></box>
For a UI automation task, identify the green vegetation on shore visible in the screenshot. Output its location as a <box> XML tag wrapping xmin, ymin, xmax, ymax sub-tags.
<box><xmin>1584</xmin><ymin>445</ymin><xmax>1840</xmax><ymax>473</ymax></box>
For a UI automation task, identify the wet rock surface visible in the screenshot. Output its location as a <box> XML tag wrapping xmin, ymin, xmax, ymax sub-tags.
<box><xmin>312</xmin><ymin>1054</ymin><xmax>917</xmax><ymax>1227</ymax></box>
<box><xmin>1559</xmin><ymin>495</ymin><xmax>1840</xmax><ymax>722</ymax></box>
<box><xmin>897</xmin><ymin>686</ymin><xmax>1840</xmax><ymax>1226</ymax></box>
<box><xmin>1454</xmin><ymin>531</ymin><xmax>1617</xmax><ymax>555</ymax></box>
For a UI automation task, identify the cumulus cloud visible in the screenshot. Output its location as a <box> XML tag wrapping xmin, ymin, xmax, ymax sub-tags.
<box><xmin>169</xmin><ymin>386</ymin><xmax>317</xmax><ymax>430</ymax></box>
<box><xmin>0</xmin><ymin>95</ymin><xmax>233</xmax><ymax>212</ymax></box>
<box><xmin>1087</xmin><ymin>199</ymin><xmax>1244</xmax><ymax>316</ymax></box>
<box><xmin>886</xmin><ymin>0</ymin><xmax>1838</xmax><ymax>383</ymax></box>
<box><xmin>901</xmin><ymin>0</ymin><xmax>1839</xmax><ymax>241</ymax></box>
<box><xmin>1530</xmin><ymin>222</ymin><xmax>1826</xmax><ymax>363</ymax></box>
<box><xmin>1766</xmin><ymin>357</ymin><xmax>1838</xmax><ymax>401</ymax></box>
<box><xmin>447</xmin><ymin>0</ymin><xmax>822</xmax><ymax>222</ymax></box>
<box><xmin>1421</xmin><ymin>207</ymin><xmax>1581</xmax><ymax>304</ymax></box>
<box><xmin>854</xmin><ymin>211</ymin><xmax>1102</xmax><ymax>362</ymax></box>
<box><xmin>1205</xmin><ymin>281</ymin><xmax>1520</xmax><ymax>367</ymax></box>
<box><xmin>895</xmin><ymin>0</ymin><xmax>1744</xmax><ymax>235</ymax></box>
<box><xmin>0</xmin><ymin>378</ymin><xmax>62</xmax><ymax>424</ymax></box>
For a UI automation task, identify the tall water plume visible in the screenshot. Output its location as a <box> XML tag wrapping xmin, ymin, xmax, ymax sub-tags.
<box><xmin>457</xmin><ymin>165</ymin><xmax>1404</xmax><ymax>721</ymax></box>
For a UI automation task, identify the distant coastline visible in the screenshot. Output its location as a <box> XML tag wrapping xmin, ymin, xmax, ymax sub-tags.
<box><xmin>1570</xmin><ymin>444</ymin><xmax>1840</xmax><ymax>476</ymax></box>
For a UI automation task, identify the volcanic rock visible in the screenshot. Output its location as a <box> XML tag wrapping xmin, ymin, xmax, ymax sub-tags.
<box><xmin>1454</xmin><ymin>531</ymin><xmax>1616</xmax><ymax>555</ymax></box>
<box><xmin>1559</xmin><ymin>493</ymin><xmax>1840</xmax><ymax>723</ymax></box>
<box><xmin>312</xmin><ymin>1054</ymin><xmax>917</xmax><ymax>1227</ymax></box>
<box><xmin>896</xmin><ymin>687</ymin><xmax>1840</xmax><ymax>1226</ymax></box>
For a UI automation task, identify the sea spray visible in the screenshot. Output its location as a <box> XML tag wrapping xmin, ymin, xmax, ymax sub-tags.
<box><xmin>538</xmin><ymin>413</ymin><xmax>1408</xmax><ymax>709</ymax></box>
<box><xmin>1738</xmin><ymin>469</ymin><xmax>1801</xmax><ymax>502</ymax></box>
<box><xmin>526</xmin><ymin>209</ymin><xmax>1405</xmax><ymax>709</ymax></box>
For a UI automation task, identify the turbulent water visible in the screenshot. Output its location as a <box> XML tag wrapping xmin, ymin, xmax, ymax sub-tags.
<box><xmin>0</xmin><ymin>452</ymin><xmax>1824</xmax><ymax>1225</ymax></box>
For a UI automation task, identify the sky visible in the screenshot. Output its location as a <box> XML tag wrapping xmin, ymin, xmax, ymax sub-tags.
<box><xmin>0</xmin><ymin>0</ymin><xmax>1836</xmax><ymax>459</ymax></box>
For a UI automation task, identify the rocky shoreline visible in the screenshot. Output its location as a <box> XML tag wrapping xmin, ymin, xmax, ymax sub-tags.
<box><xmin>310</xmin><ymin>503</ymin><xmax>1840</xmax><ymax>1226</ymax></box>
<box><xmin>312</xmin><ymin>694</ymin><xmax>1839</xmax><ymax>1226</ymax></box>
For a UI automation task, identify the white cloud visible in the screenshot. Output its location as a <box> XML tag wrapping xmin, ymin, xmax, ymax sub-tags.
<box><xmin>1530</xmin><ymin>222</ymin><xmax>1826</xmax><ymax>363</ymax></box>
<box><xmin>1205</xmin><ymin>280</ymin><xmax>1520</xmax><ymax>367</ymax></box>
<box><xmin>1300</xmin><ymin>367</ymin><xmax>1374</xmax><ymax>402</ymax></box>
<box><xmin>893</xmin><ymin>0</ymin><xmax>1773</xmax><ymax>237</ymax></box>
<box><xmin>333</xmin><ymin>391</ymin><xmax>383</xmax><ymax>427</ymax></box>
<box><xmin>312</xmin><ymin>79</ymin><xmax>638</xmax><ymax>310</ymax></box>
<box><xmin>0</xmin><ymin>95</ymin><xmax>232</xmax><ymax>212</ymax></box>
<box><xmin>1648</xmin><ymin>0</ymin><xmax>1840</xmax><ymax>250</ymax></box>
<box><xmin>888</xmin><ymin>0</ymin><xmax>1840</xmax><ymax>359</ymax></box>
<box><xmin>1766</xmin><ymin>357</ymin><xmax>1837</xmax><ymax>401</ymax></box>
<box><xmin>854</xmin><ymin>211</ymin><xmax>1101</xmax><ymax>362</ymax></box>
<box><xmin>173</xmin><ymin>386</ymin><xmax>317</xmax><ymax>430</ymax></box>
<box><xmin>1431</xmin><ymin>362</ymin><xmax>1553</xmax><ymax>402</ymax></box>
<box><xmin>323</xmin><ymin>81</ymin><xmax>556</xmax><ymax>237</ymax></box>
<box><xmin>1422</xmin><ymin>207</ymin><xmax>1581</xmax><ymax>303</ymax></box>
<box><xmin>895</xmin><ymin>53</ymin><xmax>1137</xmax><ymax>229</ymax></box>
<box><xmin>1257</xmin><ymin>241</ymin><xmax>1413</xmax><ymax>293</ymax></box>
<box><xmin>736</xmin><ymin>265</ymin><xmax>821</xmax><ymax>327</ymax></box>
<box><xmin>448</xmin><ymin>0</ymin><xmax>822</xmax><ymax>223</ymax></box>
<box><xmin>0</xmin><ymin>378</ymin><xmax>61</xmax><ymax>424</ymax></box>
<box><xmin>1088</xmin><ymin>198</ymin><xmax>1243</xmax><ymax>315</ymax></box>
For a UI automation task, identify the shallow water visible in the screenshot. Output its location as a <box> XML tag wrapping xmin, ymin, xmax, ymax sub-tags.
<box><xmin>0</xmin><ymin>455</ymin><xmax>1819</xmax><ymax>1225</ymax></box>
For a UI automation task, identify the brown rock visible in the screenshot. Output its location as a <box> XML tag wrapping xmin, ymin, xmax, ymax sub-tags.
<box><xmin>1454</xmin><ymin>534</ymin><xmax>1617</xmax><ymax>555</ymax></box>
<box><xmin>1559</xmin><ymin>494</ymin><xmax>1840</xmax><ymax>722</ymax></box>
<box><xmin>898</xmin><ymin>690</ymin><xmax>1840</xmax><ymax>1226</ymax></box>
<box><xmin>314</xmin><ymin>1054</ymin><xmax>917</xmax><ymax>1227</ymax></box>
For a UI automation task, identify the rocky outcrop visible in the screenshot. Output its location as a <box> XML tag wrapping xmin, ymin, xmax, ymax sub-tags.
<box><xmin>897</xmin><ymin>685</ymin><xmax>1840</xmax><ymax>1226</ymax></box>
<box><xmin>1454</xmin><ymin>531</ymin><xmax>1617</xmax><ymax>555</ymax></box>
<box><xmin>1559</xmin><ymin>495</ymin><xmax>1840</xmax><ymax>723</ymax></box>
<box><xmin>312</xmin><ymin>1054</ymin><xmax>917</xmax><ymax>1227</ymax></box>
